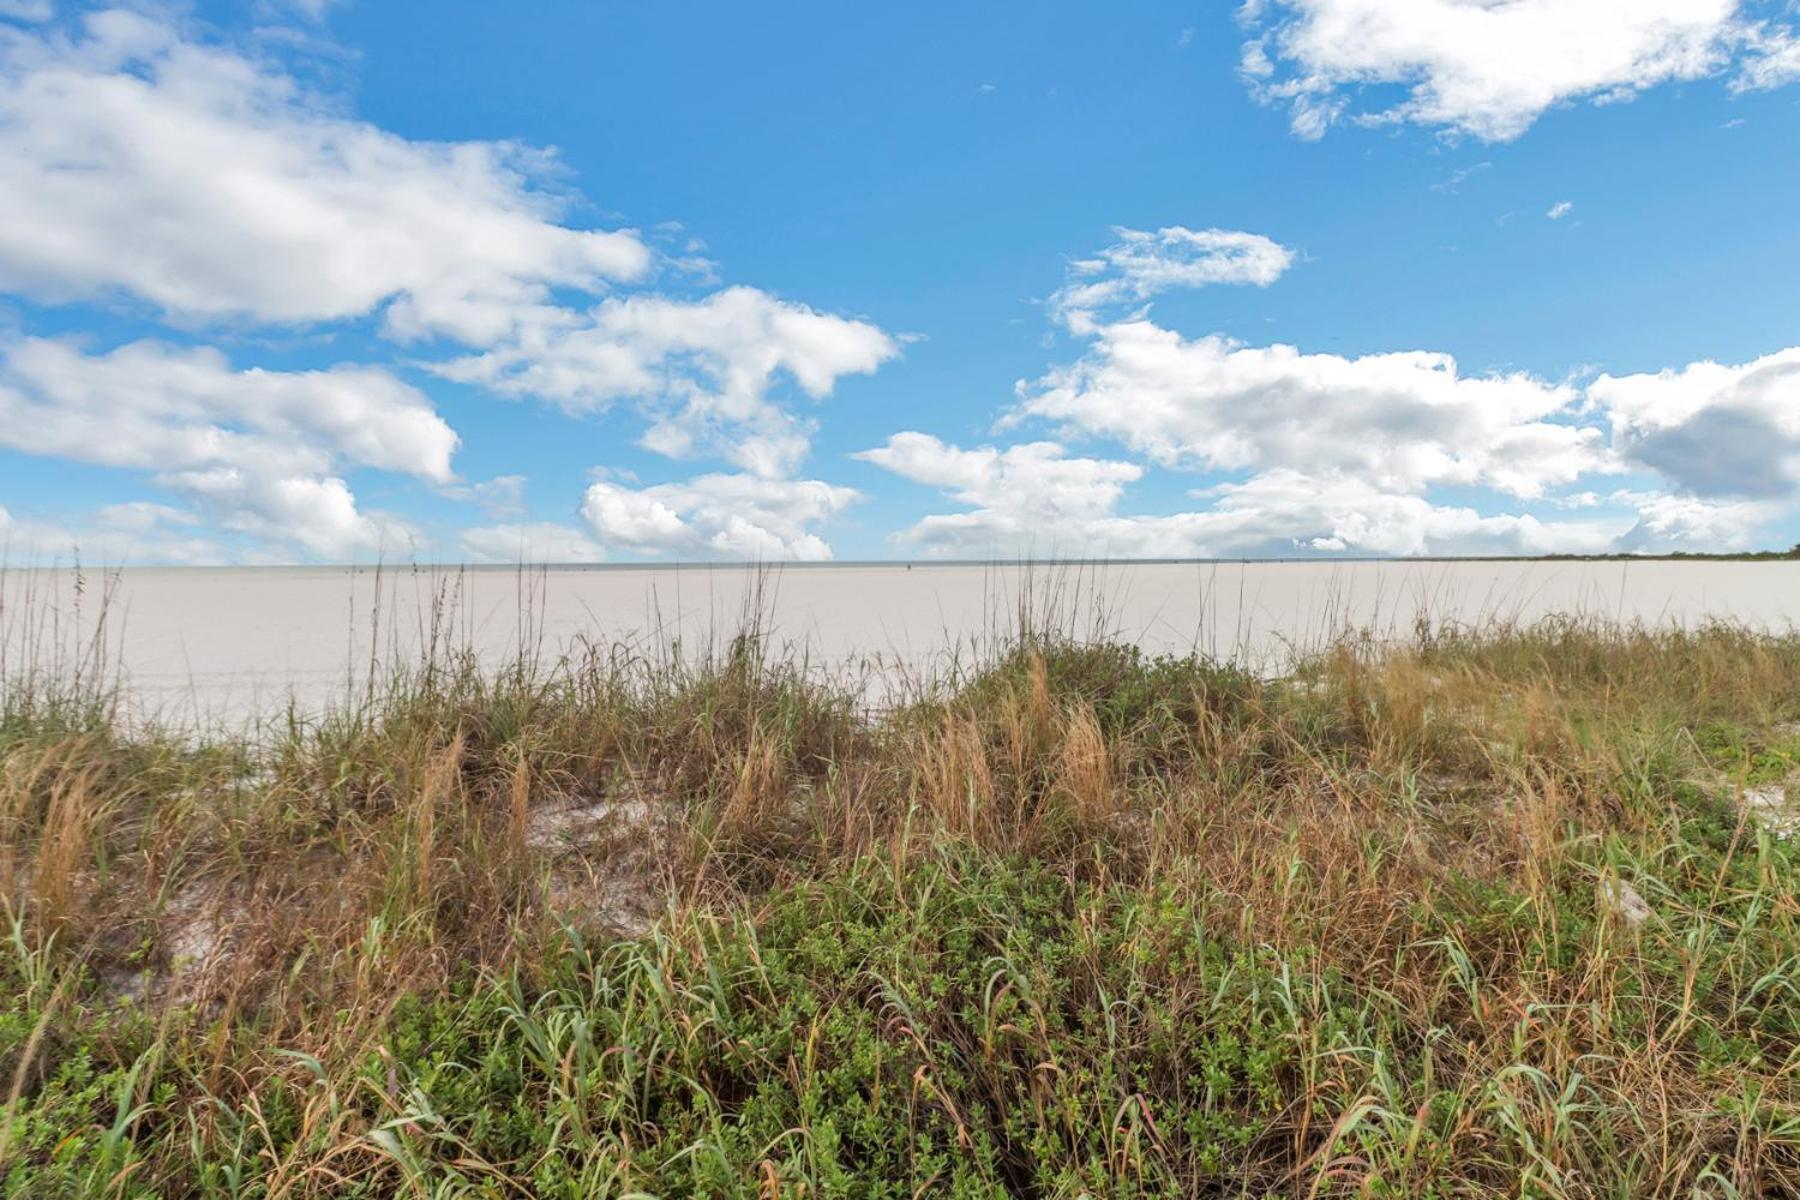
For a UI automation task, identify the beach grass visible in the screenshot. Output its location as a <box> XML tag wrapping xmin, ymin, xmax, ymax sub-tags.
<box><xmin>4</xmin><ymin>595</ymin><xmax>1800</xmax><ymax>1196</ymax></box>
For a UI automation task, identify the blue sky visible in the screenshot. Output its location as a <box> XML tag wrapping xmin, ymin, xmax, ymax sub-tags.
<box><xmin>1</xmin><ymin>0</ymin><xmax>1798</xmax><ymax>563</ymax></box>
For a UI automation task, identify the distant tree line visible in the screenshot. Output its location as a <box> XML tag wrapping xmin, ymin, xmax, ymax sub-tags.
<box><xmin>1533</xmin><ymin>544</ymin><xmax>1800</xmax><ymax>562</ymax></box>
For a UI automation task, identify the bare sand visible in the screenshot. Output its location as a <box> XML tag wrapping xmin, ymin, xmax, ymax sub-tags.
<box><xmin>4</xmin><ymin>559</ymin><xmax>1797</xmax><ymax>728</ymax></box>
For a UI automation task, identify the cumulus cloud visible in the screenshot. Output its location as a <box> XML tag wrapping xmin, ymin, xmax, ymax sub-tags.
<box><xmin>0</xmin><ymin>500</ymin><xmax>234</xmax><ymax>565</ymax></box>
<box><xmin>459</xmin><ymin>522</ymin><xmax>607</xmax><ymax>564</ymax></box>
<box><xmin>858</xmin><ymin>434</ymin><xmax>1164</xmax><ymax>555</ymax></box>
<box><xmin>994</xmin><ymin>302</ymin><xmax>1796</xmax><ymax>553</ymax></box>
<box><xmin>1593</xmin><ymin>348</ymin><xmax>1800</xmax><ymax>499</ymax></box>
<box><xmin>0</xmin><ymin>9</ymin><xmax>648</xmax><ymax>341</ymax></box>
<box><xmin>861</xmin><ymin>436</ymin><xmax>1627</xmax><ymax>558</ymax></box>
<box><xmin>1614</xmin><ymin>492</ymin><xmax>1782</xmax><ymax>550</ymax></box>
<box><xmin>440</xmin><ymin>286</ymin><xmax>898</xmax><ymax>478</ymax></box>
<box><xmin>1004</xmin><ymin>312</ymin><xmax>1800</xmax><ymax>552</ymax></box>
<box><xmin>161</xmin><ymin>469</ymin><xmax>419</xmax><ymax>560</ymax></box>
<box><xmin>1191</xmin><ymin>471</ymin><xmax>1622</xmax><ymax>557</ymax></box>
<box><xmin>579</xmin><ymin>473</ymin><xmax>859</xmax><ymax>561</ymax></box>
<box><xmin>0</xmin><ymin>338</ymin><xmax>458</xmax><ymax>482</ymax></box>
<box><xmin>1053</xmin><ymin>227</ymin><xmax>1296</xmax><ymax>327</ymax></box>
<box><xmin>1016</xmin><ymin>321</ymin><xmax>1603</xmax><ymax>498</ymax></box>
<box><xmin>0</xmin><ymin>337</ymin><xmax>455</xmax><ymax>558</ymax></box>
<box><xmin>1240</xmin><ymin>0</ymin><xmax>1795</xmax><ymax>141</ymax></box>
<box><xmin>856</xmin><ymin>433</ymin><xmax>1141</xmax><ymax>520</ymax></box>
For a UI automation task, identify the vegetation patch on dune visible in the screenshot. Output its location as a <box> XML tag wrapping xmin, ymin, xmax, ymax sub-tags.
<box><xmin>5</xmin><ymin>614</ymin><xmax>1800</xmax><ymax>1196</ymax></box>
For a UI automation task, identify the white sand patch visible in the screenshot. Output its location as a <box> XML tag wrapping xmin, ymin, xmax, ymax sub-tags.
<box><xmin>525</xmin><ymin>796</ymin><xmax>652</xmax><ymax>853</ymax></box>
<box><xmin>1598</xmin><ymin>875</ymin><xmax>1654</xmax><ymax>927</ymax></box>
<box><xmin>526</xmin><ymin>791</ymin><xmax>667</xmax><ymax>936</ymax></box>
<box><xmin>1742</xmin><ymin>781</ymin><xmax>1800</xmax><ymax>840</ymax></box>
<box><xmin>104</xmin><ymin>880</ymin><xmax>237</xmax><ymax>1008</ymax></box>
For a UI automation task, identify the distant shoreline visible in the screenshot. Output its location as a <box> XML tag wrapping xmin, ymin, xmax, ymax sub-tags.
<box><xmin>6</xmin><ymin>549</ymin><xmax>1800</xmax><ymax>572</ymax></box>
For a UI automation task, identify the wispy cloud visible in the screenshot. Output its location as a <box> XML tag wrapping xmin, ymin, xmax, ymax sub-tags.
<box><xmin>0</xmin><ymin>0</ymin><xmax>53</xmax><ymax>22</ymax></box>
<box><xmin>1431</xmin><ymin>161</ymin><xmax>1492</xmax><ymax>193</ymax></box>
<box><xmin>1051</xmin><ymin>226</ymin><xmax>1296</xmax><ymax>330</ymax></box>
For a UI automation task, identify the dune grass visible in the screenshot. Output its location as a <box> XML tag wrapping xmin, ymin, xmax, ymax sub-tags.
<box><xmin>4</xmin><ymin>603</ymin><xmax>1800</xmax><ymax>1196</ymax></box>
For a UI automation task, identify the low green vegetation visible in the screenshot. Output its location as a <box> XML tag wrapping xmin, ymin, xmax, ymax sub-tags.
<box><xmin>1526</xmin><ymin>543</ymin><xmax>1800</xmax><ymax>562</ymax></box>
<box><xmin>5</xmin><ymin>616</ymin><xmax>1800</xmax><ymax>1196</ymax></box>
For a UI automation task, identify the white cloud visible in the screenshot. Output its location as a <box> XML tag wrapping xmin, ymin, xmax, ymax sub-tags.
<box><xmin>259</xmin><ymin>0</ymin><xmax>342</xmax><ymax>21</ymax></box>
<box><xmin>0</xmin><ymin>1</ymin><xmax>53</xmax><ymax>22</ymax></box>
<box><xmin>994</xmin><ymin>318</ymin><xmax>1800</xmax><ymax>554</ymax></box>
<box><xmin>1736</xmin><ymin>26</ymin><xmax>1800</xmax><ymax>90</ymax></box>
<box><xmin>0</xmin><ymin>9</ymin><xmax>649</xmax><ymax>342</ymax></box>
<box><xmin>440</xmin><ymin>286</ymin><xmax>897</xmax><ymax>478</ymax></box>
<box><xmin>0</xmin><ymin>337</ymin><xmax>456</xmax><ymax>559</ymax></box>
<box><xmin>855</xmin><ymin>433</ymin><xmax>1141</xmax><ymax>520</ymax></box>
<box><xmin>1016</xmin><ymin>320</ymin><xmax>1603</xmax><ymax>498</ymax></box>
<box><xmin>94</xmin><ymin>501</ymin><xmax>196</xmax><ymax>533</ymax></box>
<box><xmin>1240</xmin><ymin>0</ymin><xmax>1794</xmax><ymax>141</ymax></box>
<box><xmin>459</xmin><ymin>522</ymin><xmax>607</xmax><ymax>564</ymax></box>
<box><xmin>0</xmin><ymin>501</ymin><xmax>233</xmax><ymax>565</ymax></box>
<box><xmin>3</xmin><ymin>496</ymin><xmax>414</xmax><ymax>567</ymax></box>
<box><xmin>1593</xmin><ymin>348</ymin><xmax>1800</xmax><ymax>498</ymax></box>
<box><xmin>861</xmin><ymin>437</ymin><xmax>1625</xmax><ymax>559</ymax></box>
<box><xmin>1430</xmin><ymin>160</ymin><xmax>1492</xmax><ymax>192</ymax></box>
<box><xmin>1547</xmin><ymin>200</ymin><xmax>1574</xmax><ymax>220</ymax></box>
<box><xmin>159</xmin><ymin>469</ymin><xmax>419</xmax><ymax>560</ymax></box>
<box><xmin>579</xmin><ymin>473</ymin><xmax>859</xmax><ymax>560</ymax></box>
<box><xmin>1182</xmin><ymin>471</ymin><xmax>1623</xmax><ymax>557</ymax></box>
<box><xmin>1615</xmin><ymin>491</ymin><xmax>1781</xmax><ymax>550</ymax></box>
<box><xmin>1053</xmin><ymin>226</ymin><xmax>1296</xmax><ymax>327</ymax></box>
<box><xmin>0</xmin><ymin>337</ymin><xmax>457</xmax><ymax>482</ymax></box>
<box><xmin>439</xmin><ymin>475</ymin><xmax>528</xmax><ymax>518</ymax></box>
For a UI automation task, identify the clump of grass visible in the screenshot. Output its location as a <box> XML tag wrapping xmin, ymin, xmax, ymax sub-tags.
<box><xmin>5</xmin><ymin>609</ymin><xmax>1800</xmax><ymax>1196</ymax></box>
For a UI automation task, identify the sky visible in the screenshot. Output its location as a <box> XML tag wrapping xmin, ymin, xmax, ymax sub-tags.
<box><xmin>0</xmin><ymin>1</ymin><xmax>1798</xmax><ymax>565</ymax></box>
